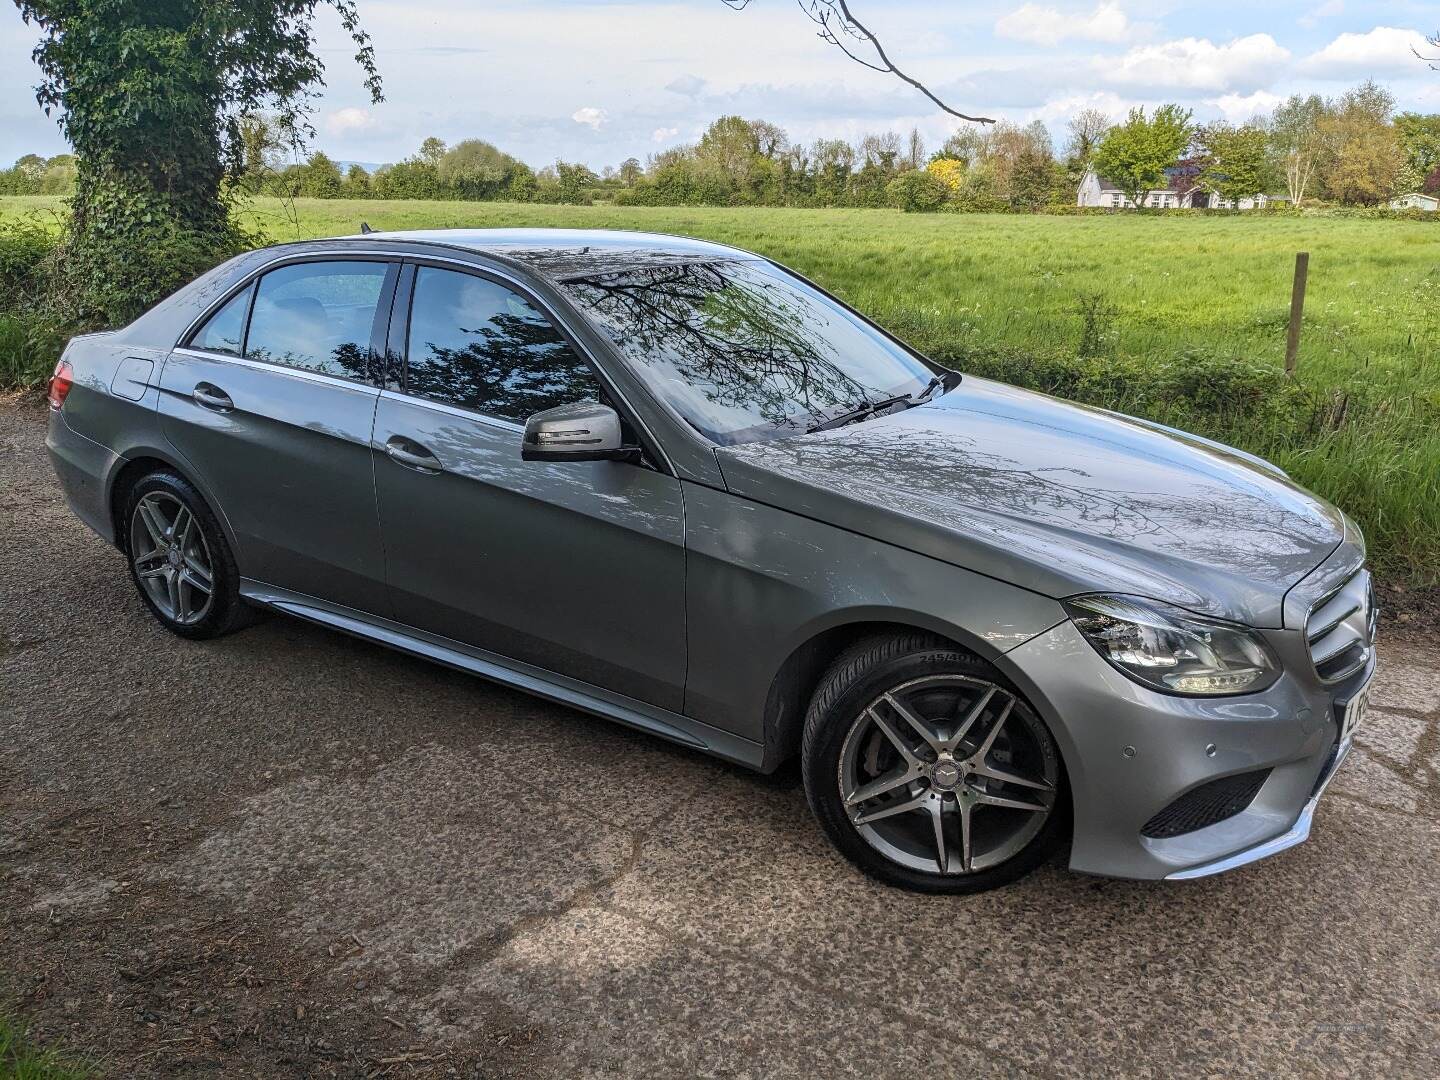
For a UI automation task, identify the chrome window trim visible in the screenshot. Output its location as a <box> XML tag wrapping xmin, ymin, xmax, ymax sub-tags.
<box><xmin>171</xmin><ymin>346</ymin><xmax>379</xmax><ymax>395</ymax></box>
<box><xmin>177</xmin><ymin>250</ymin><xmax>400</xmax><ymax>346</ymax></box>
<box><xmin>176</xmin><ymin>243</ymin><xmax>675</xmax><ymax>477</ymax></box>
<box><xmin>377</xmin><ymin>388</ymin><xmax>523</xmax><ymax>434</ymax></box>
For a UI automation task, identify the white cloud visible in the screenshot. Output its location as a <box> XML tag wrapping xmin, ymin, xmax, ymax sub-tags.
<box><xmin>1299</xmin><ymin>1</ymin><xmax>1343</xmax><ymax>30</ymax></box>
<box><xmin>1300</xmin><ymin>26</ymin><xmax>1429</xmax><ymax>77</ymax></box>
<box><xmin>995</xmin><ymin>2</ymin><xmax>1137</xmax><ymax>48</ymax></box>
<box><xmin>665</xmin><ymin>74</ymin><xmax>706</xmax><ymax>97</ymax></box>
<box><xmin>652</xmin><ymin>126</ymin><xmax>680</xmax><ymax>144</ymax></box>
<box><xmin>323</xmin><ymin>107</ymin><xmax>376</xmax><ymax>136</ymax></box>
<box><xmin>1209</xmin><ymin>90</ymin><xmax>1285</xmax><ymax>124</ymax></box>
<box><xmin>1103</xmin><ymin>34</ymin><xmax>1291</xmax><ymax>94</ymax></box>
<box><xmin>571</xmin><ymin>106</ymin><xmax>608</xmax><ymax>130</ymax></box>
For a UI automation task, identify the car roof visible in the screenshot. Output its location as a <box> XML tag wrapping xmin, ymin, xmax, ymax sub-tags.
<box><xmin>328</xmin><ymin>227</ymin><xmax>764</xmax><ymax>281</ymax></box>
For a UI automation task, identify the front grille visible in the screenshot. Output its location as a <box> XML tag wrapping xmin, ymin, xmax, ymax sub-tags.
<box><xmin>1141</xmin><ymin>769</ymin><xmax>1271</xmax><ymax>838</ymax></box>
<box><xmin>1305</xmin><ymin>568</ymin><xmax>1375</xmax><ymax>684</ymax></box>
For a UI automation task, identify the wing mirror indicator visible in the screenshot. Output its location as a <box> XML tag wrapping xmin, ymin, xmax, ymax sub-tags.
<box><xmin>521</xmin><ymin>402</ymin><xmax>641</xmax><ymax>463</ymax></box>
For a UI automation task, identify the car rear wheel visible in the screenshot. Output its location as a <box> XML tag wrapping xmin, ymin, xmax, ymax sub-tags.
<box><xmin>123</xmin><ymin>472</ymin><xmax>249</xmax><ymax>639</ymax></box>
<box><xmin>802</xmin><ymin>633</ymin><xmax>1068</xmax><ymax>893</ymax></box>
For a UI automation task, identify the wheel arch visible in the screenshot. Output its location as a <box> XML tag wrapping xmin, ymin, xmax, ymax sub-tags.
<box><xmin>757</xmin><ymin>609</ymin><xmax>1012</xmax><ymax>773</ymax></box>
<box><xmin>107</xmin><ymin>446</ymin><xmax>240</xmax><ymax>561</ymax></box>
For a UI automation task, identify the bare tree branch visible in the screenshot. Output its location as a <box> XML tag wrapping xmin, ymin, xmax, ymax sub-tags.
<box><xmin>1415</xmin><ymin>30</ymin><xmax>1440</xmax><ymax>69</ymax></box>
<box><xmin>721</xmin><ymin>0</ymin><xmax>995</xmax><ymax>124</ymax></box>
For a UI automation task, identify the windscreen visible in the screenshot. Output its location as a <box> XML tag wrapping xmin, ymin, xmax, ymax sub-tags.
<box><xmin>560</xmin><ymin>259</ymin><xmax>933</xmax><ymax>445</ymax></box>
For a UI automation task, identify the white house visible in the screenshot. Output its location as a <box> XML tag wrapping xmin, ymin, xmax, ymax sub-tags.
<box><xmin>1076</xmin><ymin>166</ymin><xmax>1281</xmax><ymax>210</ymax></box>
<box><xmin>1389</xmin><ymin>192</ymin><xmax>1439</xmax><ymax>211</ymax></box>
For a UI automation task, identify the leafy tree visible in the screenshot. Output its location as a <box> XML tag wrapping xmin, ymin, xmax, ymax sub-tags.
<box><xmin>698</xmin><ymin>116</ymin><xmax>760</xmax><ymax>187</ymax></box>
<box><xmin>1196</xmin><ymin>124</ymin><xmax>1272</xmax><ymax>204</ymax></box>
<box><xmin>618</xmin><ymin>157</ymin><xmax>643</xmax><ymax>186</ymax></box>
<box><xmin>301</xmin><ymin>151</ymin><xmax>342</xmax><ymax>198</ymax></box>
<box><xmin>1266</xmin><ymin>94</ymin><xmax>1327</xmax><ymax>206</ymax></box>
<box><xmin>438</xmin><ymin>139</ymin><xmax>521</xmax><ymax>199</ymax></box>
<box><xmin>15</xmin><ymin>0</ymin><xmax>381</xmax><ymax>322</ymax></box>
<box><xmin>1319</xmin><ymin>82</ymin><xmax>1403</xmax><ymax>205</ymax></box>
<box><xmin>1063</xmin><ymin>108</ymin><xmax>1111</xmax><ymax>167</ymax></box>
<box><xmin>236</xmin><ymin>113</ymin><xmax>294</xmax><ymax>194</ymax></box>
<box><xmin>748</xmin><ymin>119</ymin><xmax>789</xmax><ymax>159</ymax></box>
<box><xmin>1009</xmin><ymin>148</ymin><xmax>1060</xmax><ymax>211</ymax></box>
<box><xmin>341</xmin><ymin>164</ymin><xmax>370</xmax><ymax>198</ymax></box>
<box><xmin>1092</xmin><ymin>104</ymin><xmax>1194</xmax><ymax>209</ymax></box>
<box><xmin>555</xmin><ymin>161</ymin><xmax>598</xmax><ymax>204</ymax></box>
<box><xmin>1394</xmin><ymin>113</ymin><xmax>1440</xmax><ymax>185</ymax></box>
<box><xmin>418</xmin><ymin>137</ymin><xmax>448</xmax><ymax>167</ymax></box>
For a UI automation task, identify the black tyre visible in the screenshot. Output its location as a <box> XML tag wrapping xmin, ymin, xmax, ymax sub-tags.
<box><xmin>121</xmin><ymin>471</ymin><xmax>251</xmax><ymax>639</ymax></box>
<box><xmin>802</xmin><ymin>633</ymin><xmax>1069</xmax><ymax>894</ymax></box>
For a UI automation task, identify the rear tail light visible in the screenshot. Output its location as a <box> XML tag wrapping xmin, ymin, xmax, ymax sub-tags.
<box><xmin>47</xmin><ymin>359</ymin><xmax>73</xmax><ymax>410</ymax></box>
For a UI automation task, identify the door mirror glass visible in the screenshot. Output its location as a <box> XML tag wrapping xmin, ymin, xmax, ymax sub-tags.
<box><xmin>521</xmin><ymin>402</ymin><xmax>638</xmax><ymax>463</ymax></box>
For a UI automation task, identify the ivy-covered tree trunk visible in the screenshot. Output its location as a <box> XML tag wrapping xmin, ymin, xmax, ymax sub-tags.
<box><xmin>16</xmin><ymin>0</ymin><xmax>380</xmax><ymax>324</ymax></box>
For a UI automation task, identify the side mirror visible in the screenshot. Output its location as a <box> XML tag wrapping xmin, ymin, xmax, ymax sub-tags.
<box><xmin>521</xmin><ymin>401</ymin><xmax>640</xmax><ymax>463</ymax></box>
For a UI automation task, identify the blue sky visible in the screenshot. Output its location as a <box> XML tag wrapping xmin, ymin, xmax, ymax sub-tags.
<box><xmin>3</xmin><ymin>1</ymin><xmax>1438</xmax><ymax>169</ymax></box>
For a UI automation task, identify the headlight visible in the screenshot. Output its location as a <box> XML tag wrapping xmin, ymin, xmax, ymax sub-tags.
<box><xmin>1065</xmin><ymin>594</ymin><xmax>1280</xmax><ymax>696</ymax></box>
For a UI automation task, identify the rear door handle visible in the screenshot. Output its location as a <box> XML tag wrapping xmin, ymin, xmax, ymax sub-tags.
<box><xmin>192</xmin><ymin>383</ymin><xmax>234</xmax><ymax>412</ymax></box>
<box><xmin>384</xmin><ymin>436</ymin><xmax>442</xmax><ymax>474</ymax></box>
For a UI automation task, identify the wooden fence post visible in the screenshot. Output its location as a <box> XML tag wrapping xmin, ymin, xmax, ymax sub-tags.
<box><xmin>1285</xmin><ymin>252</ymin><xmax>1309</xmax><ymax>375</ymax></box>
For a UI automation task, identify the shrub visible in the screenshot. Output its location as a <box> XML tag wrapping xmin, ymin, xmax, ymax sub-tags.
<box><xmin>886</xmin><ymin>170</ymin><xmax>949</xmax><ymax>213</ymax></box>
<box><xmin>0</xmin><ymin>216</ymin><xmax>56</xmax><ymax>294</ymax></box>
<box><xmin>0</xmin><ymin>311</ymin><xmax>68</xmax><ymax>389</ymax></box>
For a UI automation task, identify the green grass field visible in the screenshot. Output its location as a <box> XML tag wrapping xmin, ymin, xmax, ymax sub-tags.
<box><xmin>4</xmin><ymin>194</ymin><xmax>1438</xmax><ymax>573</ymax></box>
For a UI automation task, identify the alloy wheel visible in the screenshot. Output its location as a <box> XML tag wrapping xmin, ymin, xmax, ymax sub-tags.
<box><xmin>129</xmin><ymin>492</ymin><xmax>215</xmax><ymax>626</ymax></box>
<box><xmin>837</xmin><ymin>674</ymin><xmax>1059</xmax><ymax>875</ymax></box>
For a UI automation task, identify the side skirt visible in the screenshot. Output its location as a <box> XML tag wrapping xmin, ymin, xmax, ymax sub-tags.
<box><xmin>239</xmin><ymin>580</ymin><xmax>766</xmax><ymax>770</ymax></box>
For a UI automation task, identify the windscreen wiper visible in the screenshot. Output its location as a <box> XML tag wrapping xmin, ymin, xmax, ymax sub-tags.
<box><xmin>806</xmin><ymin>393</ymin><xmax>914</xmax><ymax>434</ymax></box>
<box><xmin>914</xmin><ymin>374</ymin><xmax>946</xmax><ymax>401</ymax></box>
<box><xmin>804</xmin><ymin>375</ymin><xmax>949</xmax><ymax>434</ymax></box>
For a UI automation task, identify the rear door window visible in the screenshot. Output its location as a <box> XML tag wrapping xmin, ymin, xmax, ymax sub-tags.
<box><xmin>245</xmin><ymin>261</ymin><xmax>391</xmax><ymax>380</ymax></box>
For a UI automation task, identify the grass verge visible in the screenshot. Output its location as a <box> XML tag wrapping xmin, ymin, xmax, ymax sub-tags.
<box><xmin>0</xmin><ymin>1013</ymin><xmax>94</xmax><ymax>1080</ymax></box>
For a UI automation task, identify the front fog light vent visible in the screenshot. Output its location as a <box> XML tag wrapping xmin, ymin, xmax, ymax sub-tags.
<box><xmin>1141</xmin><ymin>769</ymin><xmax>1271</xmax><ymax>839</ymax></box>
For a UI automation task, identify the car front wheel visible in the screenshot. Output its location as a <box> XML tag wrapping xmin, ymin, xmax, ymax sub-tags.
<box><xmin>802</xmin><ymin>634</ymin><xmax>1068</xmax><ymax>893</ymax></box>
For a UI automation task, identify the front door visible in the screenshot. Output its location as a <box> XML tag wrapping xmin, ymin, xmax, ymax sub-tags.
<box><xmin>158</xmin><ymin>258</ymin><xmax>397</xmax><ymax>615</ymax></box>
<box><xmin>372</xmin><ymin>262</ymin><xmax>687</xmax><ymax>711</ymax></box>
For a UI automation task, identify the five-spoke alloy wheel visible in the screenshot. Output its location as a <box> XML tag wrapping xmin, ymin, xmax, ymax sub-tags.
<box><xmin>130</xmin><ymin>491</ymin><xmax>215</xmax><ymax>626</ymax></box>
<box><xmin>803</xmin><ymin>634</ymin><xmax>1068</xmax><ymax>893</ymax></box>
<box><xmin>122</xmin><ymin>471</ymin><xmax>250</xmax><ymax>639</ymax></box>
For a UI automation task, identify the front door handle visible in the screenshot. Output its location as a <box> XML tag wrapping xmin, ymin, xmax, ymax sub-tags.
<box><xmin>384</xmin><ymin>436</ymin><xmax>442</xmax><ymax>474</ymax></box>
<box><xmin>192</xmin><ymin>383</ymin><xmax>234</xmax><ymax>412</ymax></box>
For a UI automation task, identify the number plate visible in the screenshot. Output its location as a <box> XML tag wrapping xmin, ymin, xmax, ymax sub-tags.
<box><xmin>1340</xmin><ymin>679</ymin><xmax>1372</xmax><ymax>743</ymax></box>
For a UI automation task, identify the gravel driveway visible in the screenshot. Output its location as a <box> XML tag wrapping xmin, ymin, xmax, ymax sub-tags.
<box><xmin>2</xmin><ymin>396</ymin><xmax>1437</xmax><ymax>1078</ymax></box>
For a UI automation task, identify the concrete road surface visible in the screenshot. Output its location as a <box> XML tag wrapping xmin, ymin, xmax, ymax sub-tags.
<box><xmin>2</xmin><ymin>397</ymin><xmax>1437</xmax><ymax>1077</ymax></box>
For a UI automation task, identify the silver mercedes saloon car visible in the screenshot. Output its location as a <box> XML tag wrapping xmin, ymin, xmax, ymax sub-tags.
<box><xmin>45</xmin><ymin>228</ymin><xmax>1376</xmax><ymax>893</ymax></box>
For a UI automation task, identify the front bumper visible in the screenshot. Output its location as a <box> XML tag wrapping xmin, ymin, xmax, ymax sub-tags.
<box><xmin>1163</xmin><ymin>733</ymin><xmax>1353</xmax><ymax>879</ymax></box>
<box><xmin>1001</xmin><ymin>609</ymin><xmax>1370</xmax><ymax>882</ymax></box>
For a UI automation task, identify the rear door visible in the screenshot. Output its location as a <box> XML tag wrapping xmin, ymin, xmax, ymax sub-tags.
<box><xmin>371</xmin><ymin>260</ymin><xmax>687</xmax><ymax>710</ymax></box>
<box><xmin>159</xmin><ymin>257</ymin><xmax>399</xmax><ymax>615</ymax></box>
